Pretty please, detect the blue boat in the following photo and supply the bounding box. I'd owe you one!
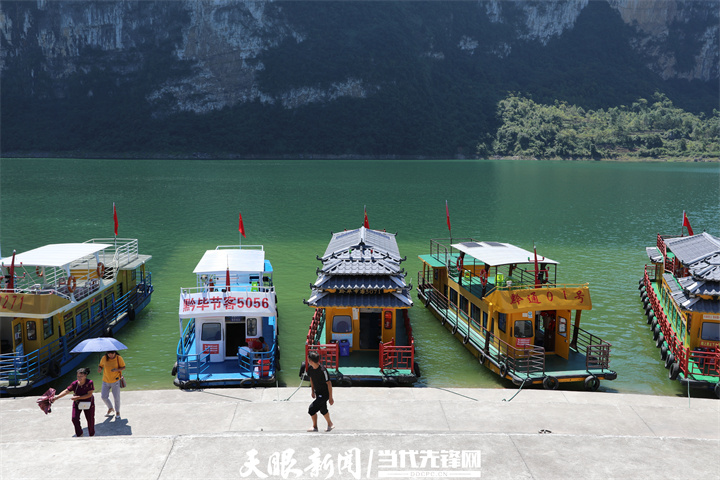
[0,238,153,396]
[173,245,278,388]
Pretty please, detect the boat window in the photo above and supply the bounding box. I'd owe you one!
[64,313,74,336]
[246,318,258,337]
[483,311,488,329]
[701,322,720,342]
[514,320,533,338]
[498,313,506,333]
[449,288,458,307]
[332,315,352,333]
[14,323,22,345]
[26,321,37,341]
[201,323,222,341]
[43,317,54,340]
[459,295,469,314]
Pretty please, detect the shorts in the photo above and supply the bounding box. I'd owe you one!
[308,394,329,416]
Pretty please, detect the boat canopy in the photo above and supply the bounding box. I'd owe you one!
[451,241,558,267]
[0,243,112,268]
[193,249,266,274]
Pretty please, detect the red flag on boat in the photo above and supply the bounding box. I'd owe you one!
[7,250,16,290]
[113,203,118,236]
[239,213,246,238]
[682,211,694,236]
[226,267,231,291]
[363,206,369,229]
[445,200,451,232]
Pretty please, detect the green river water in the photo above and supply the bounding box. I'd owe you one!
[1,158,718,397]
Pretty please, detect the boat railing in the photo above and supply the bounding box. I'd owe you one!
[181,284,275,296]
[237,347,275,379]
[85,238,140,270]
[305,342,339,371]
[643,266,690,374]
[428,238,474,266]
[688,347,720,379]
[0,275,152,389]
[571,327,612,371]
[380,316,415,373]
[176,352,211,382]
[306,309,326,345]
[418,279,546,378]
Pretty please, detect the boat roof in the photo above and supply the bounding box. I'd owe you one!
[666,273,720,313]
[323,227,401,261]
[307,291,413,308]
[193,249,266,274]
[665,233,720,265]
[313,274,407,291]
[665,233,720,281]
[0,243,112,268]
[451,241,558,267]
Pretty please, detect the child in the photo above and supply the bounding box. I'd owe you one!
[306,350,334,432]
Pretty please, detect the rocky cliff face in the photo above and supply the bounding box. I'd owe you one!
[1,0,716,117]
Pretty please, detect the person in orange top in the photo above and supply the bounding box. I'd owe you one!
[98,351,125,417]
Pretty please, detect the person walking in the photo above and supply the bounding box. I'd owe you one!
[306,350,334,432]
[98,350,125,417]
[53,367,95,437]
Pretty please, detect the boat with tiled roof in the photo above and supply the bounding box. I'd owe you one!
[301,226,419,386]
[418,238,616,390]
[640,230,720,398]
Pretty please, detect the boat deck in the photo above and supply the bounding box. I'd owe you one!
[648,280,718,383]
[315,315,417,386]
[426,294,610,383]
[176,336,276,388]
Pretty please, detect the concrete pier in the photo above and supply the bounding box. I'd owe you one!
[1,387,718,479]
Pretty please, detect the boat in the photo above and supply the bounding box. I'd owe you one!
[640,232,720,398]
[417,238,616,390]
[301,226,419,386]
[173,245,278,388]
[0,238,153,395]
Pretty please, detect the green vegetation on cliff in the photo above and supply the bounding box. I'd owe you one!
[482,93,719,161]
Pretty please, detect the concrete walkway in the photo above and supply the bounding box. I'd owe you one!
[1,387,719,479]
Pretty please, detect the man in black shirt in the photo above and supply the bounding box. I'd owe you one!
[306,350,334,432]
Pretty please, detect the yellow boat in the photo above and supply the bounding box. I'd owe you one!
[0,238,153,395]
[641,232,720,398]
[418,239,616,390]
[301,226,419,386]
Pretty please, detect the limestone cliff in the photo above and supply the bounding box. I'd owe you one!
[1,0,716,116]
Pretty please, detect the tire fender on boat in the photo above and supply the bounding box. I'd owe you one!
[543,376,559,390]
[451,322,458,335]
[499,363,508,378]
[171,362,178,376]
[128,304,136,321]
[660,345,668,361]
[584,375,600,392]
[463,334,470,344]
[104,327,113,338]
[647,311,655,325]
[656,333,665,348]
[714,383,720,400]
[665,353,675,369]
[299,361,306,378]
[668,362,681,380]
[413,361,421,378]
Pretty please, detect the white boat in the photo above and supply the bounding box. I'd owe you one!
[173,245,278,388]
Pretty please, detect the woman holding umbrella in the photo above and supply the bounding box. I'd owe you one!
[53,367,95,437]
[98,351,125,417]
